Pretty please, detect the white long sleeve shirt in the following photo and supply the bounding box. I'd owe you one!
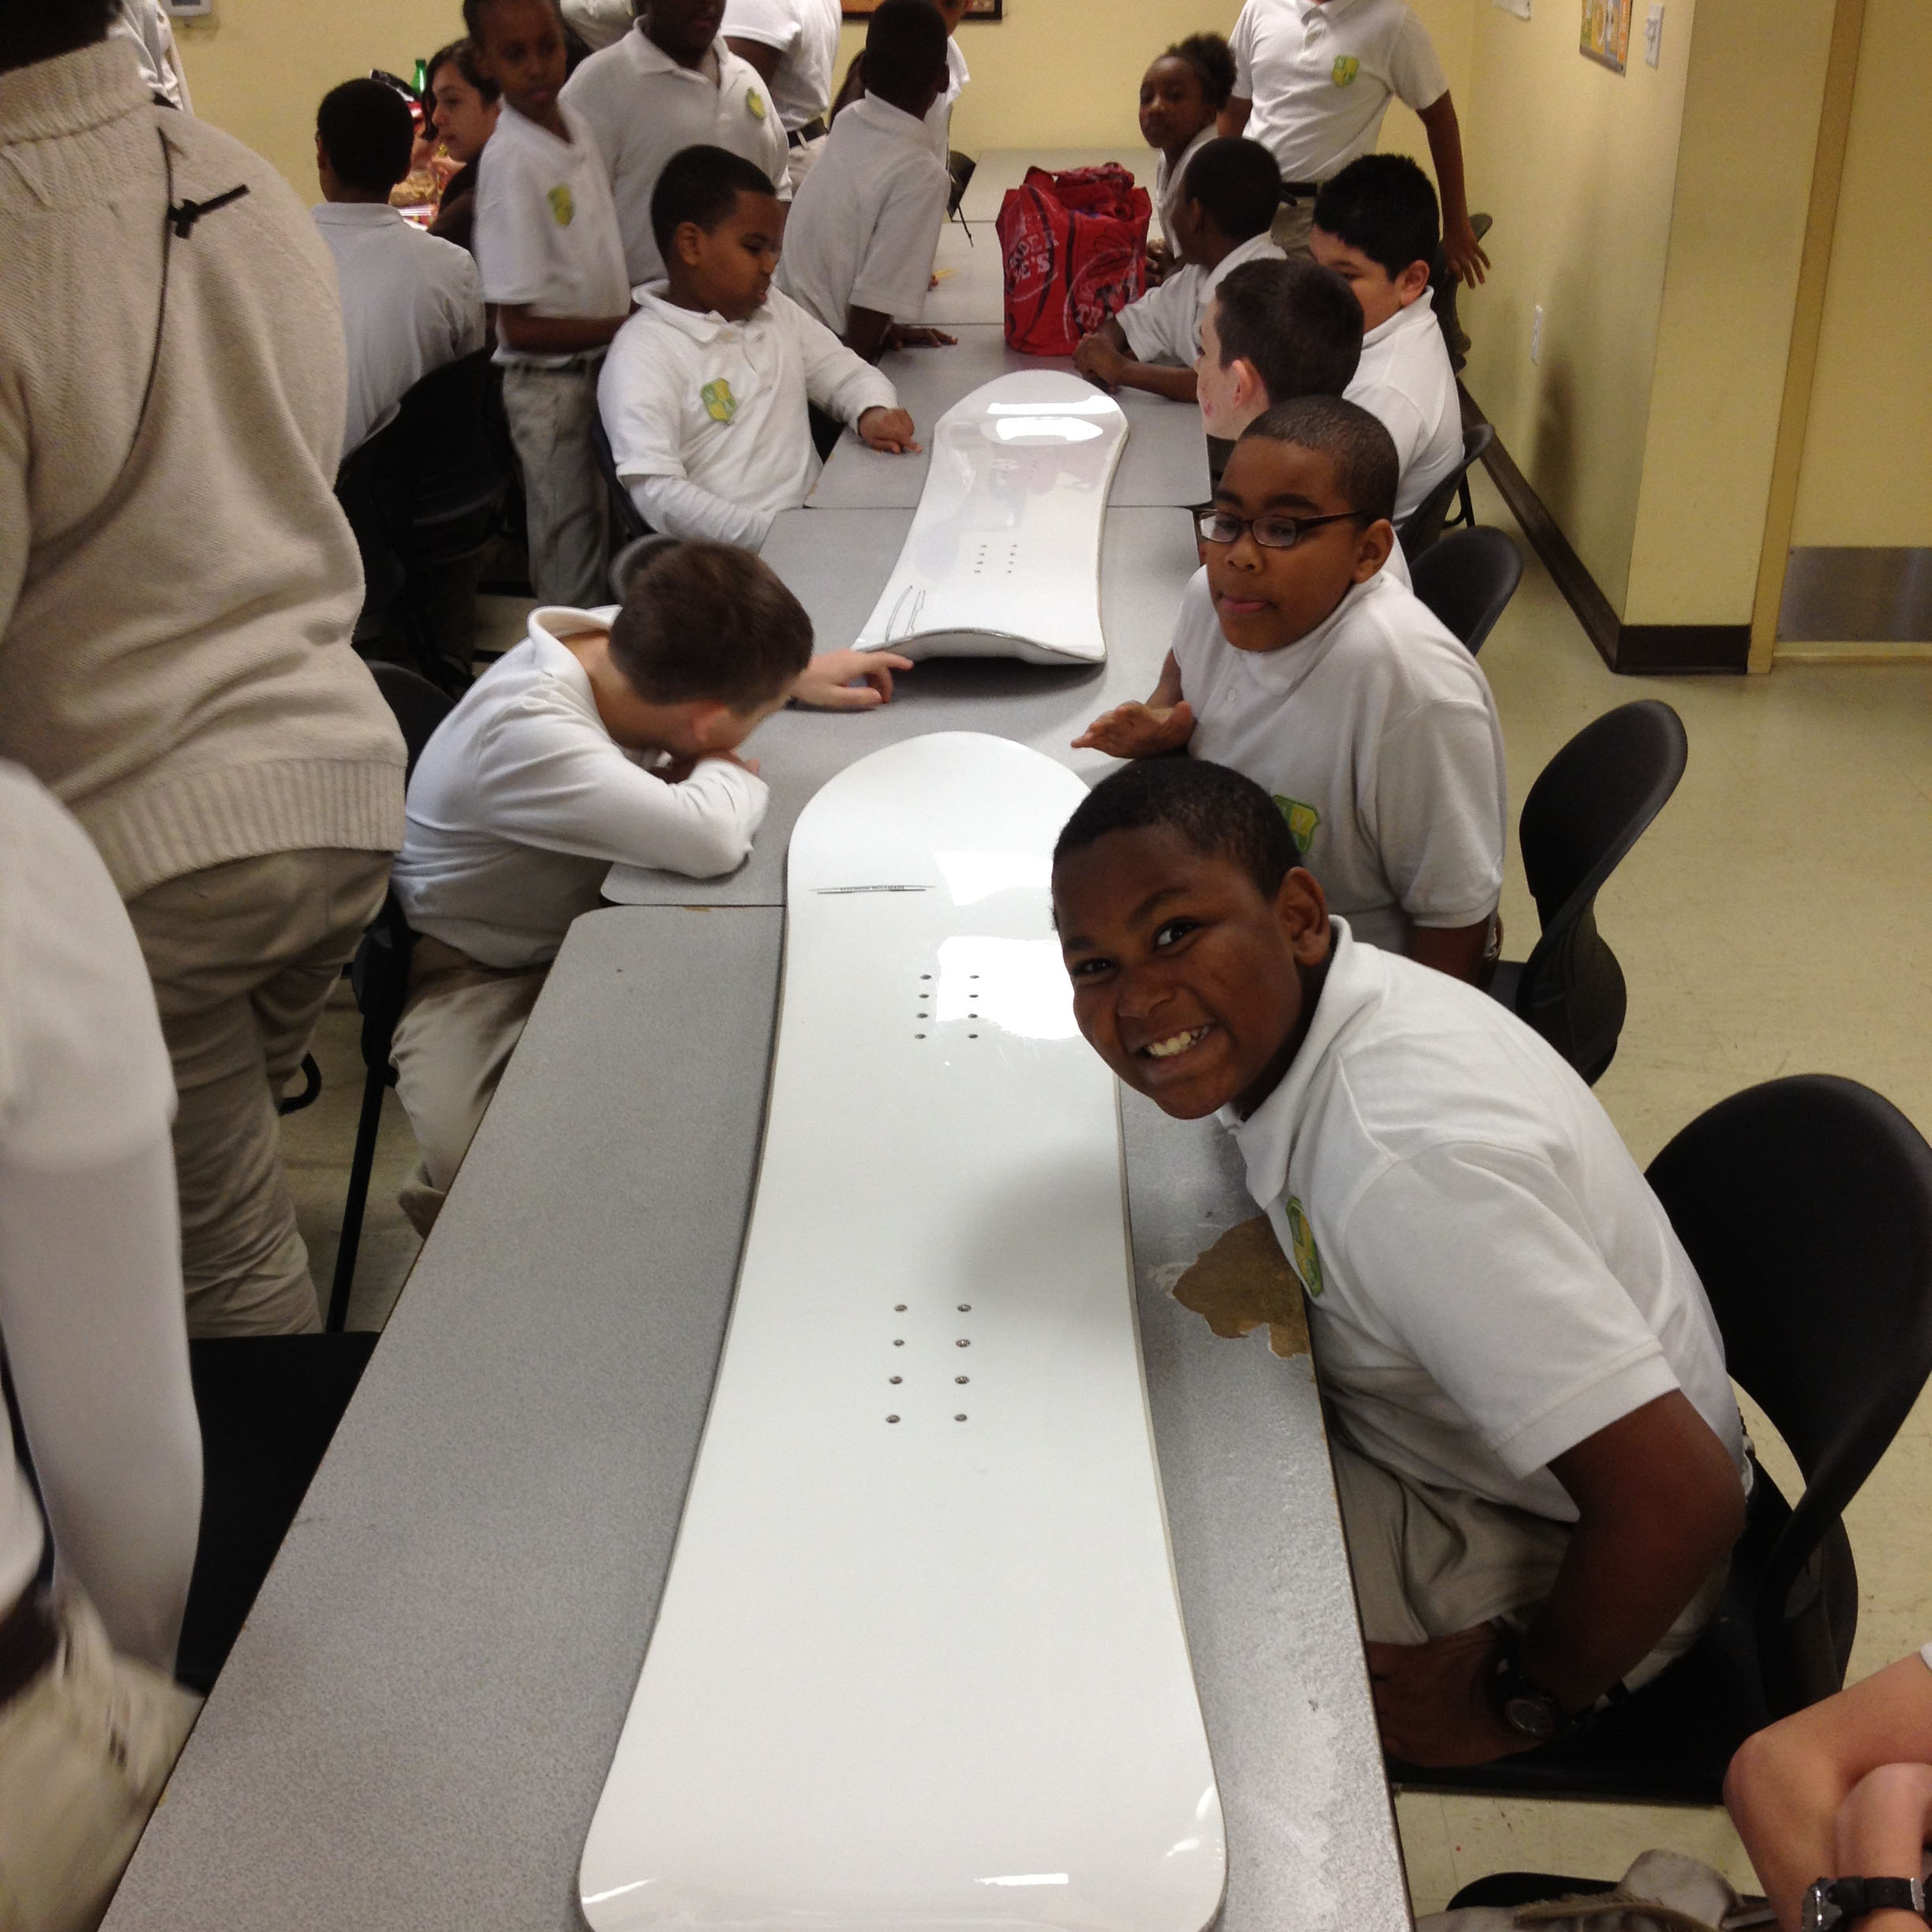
[392,608,769,968]
[0,762,200,1672]
[597,286,897,549]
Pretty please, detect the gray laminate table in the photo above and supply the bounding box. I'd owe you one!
[808,325,1208,511]
[103,906,1410,1932]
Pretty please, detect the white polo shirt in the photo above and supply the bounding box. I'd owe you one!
[312,204,486,455]
[775,94,950,331]
[721,0,842,133]
[1348,293,1462,522]
[562,26,792,287]
[1224,923,1747,1518]
[1152,126,1218,248]
[1230,0,1448,185]
[1172,565,1503,951]
[598,286,897,533]
[1118,232,1285,366]
[394,608,769,971]
[923,36,970,163]
[473,101,631,365]
[561,0,638,52]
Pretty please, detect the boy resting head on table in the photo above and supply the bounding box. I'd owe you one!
[1075,395,1500,983]
[1050,755,1749,1768]
[1072,135,1283,406]
[598,142,920,550]
[388,541,907,1234]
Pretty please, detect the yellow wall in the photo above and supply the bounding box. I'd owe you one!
[1788,0,1932,550]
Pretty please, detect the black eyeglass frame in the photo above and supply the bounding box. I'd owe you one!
[1193,508,1370,550]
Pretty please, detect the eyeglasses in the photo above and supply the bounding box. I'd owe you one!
[1193,508,1368,550]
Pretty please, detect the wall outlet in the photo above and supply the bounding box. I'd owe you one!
[1644,3,1664,66]
[1531,304,1544,365]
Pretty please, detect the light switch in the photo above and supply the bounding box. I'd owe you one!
[1645,3,1664,66]
[1531,304,1543,365]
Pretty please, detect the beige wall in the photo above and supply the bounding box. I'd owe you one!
[1787,0,1932,550]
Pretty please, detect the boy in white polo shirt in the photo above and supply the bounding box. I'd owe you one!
[311,79,486,458]
[563,0,790,287]
[1050,755,1749,1767]
[1076,395,1500,980]
[1221,0,1487,283]
[598,144,918,549]
[468,0,634,606]
[1072,137,1283,405]
[723,0,841,189]
[775,0,951,358]
[1312,153,1461,525]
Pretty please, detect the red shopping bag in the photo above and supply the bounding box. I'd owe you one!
[997,163,1151,357]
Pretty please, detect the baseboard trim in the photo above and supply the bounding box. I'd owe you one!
[1458,389,1750,676]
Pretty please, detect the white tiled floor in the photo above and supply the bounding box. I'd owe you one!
[280,477,1932,1917]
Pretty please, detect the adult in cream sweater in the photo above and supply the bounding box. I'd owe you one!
[0,4,407,1338]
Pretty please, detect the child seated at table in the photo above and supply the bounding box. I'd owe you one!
[1072,137,1283,405]
[1073,395,1503,983]
[311,77,487,458]
[774,0,953,360]
[1139,32,1234,277]
[390,540,905,1231]
[1049,755,1748,1769]
[1312,154,1462,526]
[598,144,920,550]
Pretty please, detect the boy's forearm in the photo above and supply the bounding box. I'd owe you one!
[1149,650,1185,710]
[1418,93,1472,230]
[1116,358,1200,403]
[1218,96,1252,140]
[843,305,893,363]
[497,307,630,355]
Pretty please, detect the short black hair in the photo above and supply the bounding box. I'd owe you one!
[1161,32,1236,110]
[316,79,416,197]
[863,0,949,105]
[462,0,561,45]
[0,0,113,73]
[1054,758,1301,903]
[650,144,782,260]
[1239,395,1400,526]
[1211,257,1362,402]
[425,37,500,107]
[607,541,814,711]
[1178,137,1282,245]
[1312,153,1440,282]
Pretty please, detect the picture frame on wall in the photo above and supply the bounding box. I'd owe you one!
[843,0,1000,15]
[1579,0,1632,70]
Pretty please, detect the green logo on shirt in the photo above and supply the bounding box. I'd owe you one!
[547,185,575,227]
[1286,1196,1326,1298]
[1274,795,1321,852]
[747,88,768,121]
[701,378,739,424]
[1331,54,1361,86]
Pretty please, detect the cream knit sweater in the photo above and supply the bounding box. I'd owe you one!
[0,41,405,898]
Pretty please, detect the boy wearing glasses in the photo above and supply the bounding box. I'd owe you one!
[1074,394,1503,983]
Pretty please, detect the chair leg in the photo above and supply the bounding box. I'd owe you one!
[328,1064,389,1331]
[1453,473,1476,532]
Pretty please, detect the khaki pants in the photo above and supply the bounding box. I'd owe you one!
[1270,195,1316,258]
[388,936,549,1236]
[127,848,391,1338]
[0,1594,200,1932]
[1329,1433,1728,1693]
[500,360,609,608]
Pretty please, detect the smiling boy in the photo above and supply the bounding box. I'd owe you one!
[597,144,917,549]
[1075,395,1502,982]
[1050,756,1748,1767]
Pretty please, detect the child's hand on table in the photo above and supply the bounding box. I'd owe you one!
[1073,333,1127,390]
[883,324,958,350]
[857,407,920,454]
[791,650,914,710]
[1072,700,1196,758]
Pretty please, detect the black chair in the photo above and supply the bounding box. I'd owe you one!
[1488,700,1687,1084]
[336,347,514,690]
[593,413,650,549]
[1410,526,1524,654]
[609,531,684,603]
[1389,1075,1932,1805]
[1398,422,1495,560]
[325,664,456,1332]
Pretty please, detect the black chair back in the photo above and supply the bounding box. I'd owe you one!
[593,414,650,547]
[370,661,458,780]
[1511,699,1687,1080]
[1646,1075,1932,1713]
[1398,422,1495,558]
[380,346,515,534]
[1410,526,1524,654]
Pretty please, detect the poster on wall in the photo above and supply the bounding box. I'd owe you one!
[1493,0,1531,17]
[844,0,1000,13]
[1580,0,1633,69]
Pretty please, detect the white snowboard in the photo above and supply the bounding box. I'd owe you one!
[852,371,1128,665]
[579,732,1226,1932]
